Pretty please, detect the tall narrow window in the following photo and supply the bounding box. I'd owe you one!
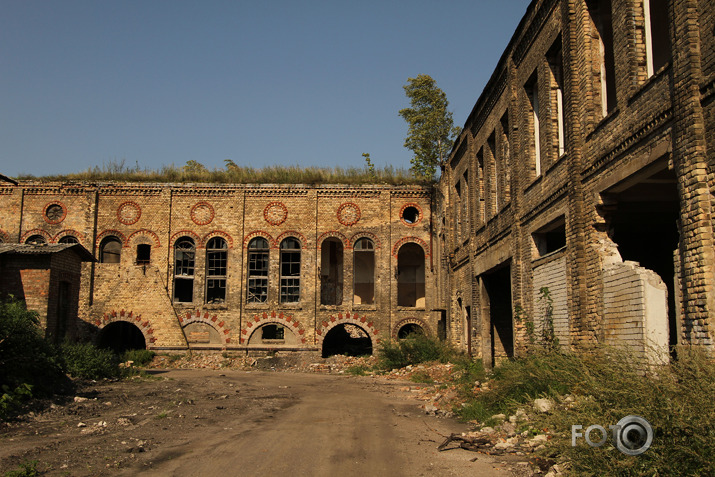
[500,112,511,203]
[173,237,195,303]
[320,238,343,305]
[99,236,122,263]
[461,171,470,234]
[644,0,671,76]
[206,237,227,304]
[397,243,426,308]
[136,244,151,264]
[280,238,301,303]
[547,37,565,157]
[247,237,269,303]
[525,72,541,176]
[476,148,485,224]
[588,0,616,115]
[353,238,375,305]
[487,132,498,213]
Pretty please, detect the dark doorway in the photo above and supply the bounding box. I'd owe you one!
[481,263,514,366]
[321,324,372,358]
[397,323,424,339]
[97,321,146,354]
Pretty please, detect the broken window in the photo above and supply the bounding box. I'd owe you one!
[261,324,285,341]
[280,237,301,303]
[487,132,498,214]
[320,238,343,305]
[547,36,566,158]
[247,237,269,303]
[99,236,122,263]
[206,237,227,304]
[643,0,671,76]
[587,0,616,115]
[136,243,151,265]
[532,216,567,257]
[353,238,375,305]
[397,243,426,308]
[525,71,541,176]
[25,235,46,245]
[500,112,511,204]
[173,237,195,303]
[58,235,79,244]
[402,206,420,224]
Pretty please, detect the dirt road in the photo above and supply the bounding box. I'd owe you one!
[1,369,517,476]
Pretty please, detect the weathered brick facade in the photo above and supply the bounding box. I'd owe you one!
[437,0,715,366]
[0,184,435,356]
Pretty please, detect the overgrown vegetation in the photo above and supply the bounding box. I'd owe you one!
[15,159,426,186]
[458,347,715,476]
[60,342,120,380]
[377,333,460,370]
[121,349,156,366]
[2,459,40,477]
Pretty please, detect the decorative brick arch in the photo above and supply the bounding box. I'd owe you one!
[203,230,233,248]
[179,309,232,344]
[275,230,308,249]
[392,237,430,258]
[170,230,202,248]
[96,229,127,248]
[315,312,380,346]
[53,229,85,244]
[0,229,9,243]
[92,309,156,345]
[392,317,431,339]
[317,231,348,249]
[350,231,382,250]
[240,311,307,345]
[127,229,161,248]
[243,230,273,248]
[21,229,52,244]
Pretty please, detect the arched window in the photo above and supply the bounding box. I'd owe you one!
[25,235,47,245]
[58,235,79,244]
[174,237,195,303]
[99,236,122,263]
[280,237,301,303]
[247,237,269,303]
[397,243,425,307]
[353,238,375,305]
[206,237,227,303]
[320,238,343,305]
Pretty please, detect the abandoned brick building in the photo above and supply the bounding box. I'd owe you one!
[1,0,714,362]
[437,0,715,366]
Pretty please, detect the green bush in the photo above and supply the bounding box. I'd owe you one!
[60,342,120,380]
[377,333,460,369]
[120,349,156,366]
[3,459,39,477]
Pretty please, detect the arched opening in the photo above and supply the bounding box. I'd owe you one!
[206,237,227,303]
[99,236,122,263]
[25,235,46,245]
[322,324,372,358]
[397,323,425,339]
[279,237,301,303]
[247,323,299,346]
[320,238,343,305]
[353,238,375,304]
[397,243,425,307]
[59,235,79,244]
[97,321,146,354]
[247,237,269,303]
[173,237,195,303]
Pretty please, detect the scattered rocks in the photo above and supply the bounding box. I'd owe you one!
[533,398,554,413]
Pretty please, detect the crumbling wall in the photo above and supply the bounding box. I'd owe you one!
[532,251,569,347]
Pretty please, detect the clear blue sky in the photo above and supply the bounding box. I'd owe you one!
[1,0,530,177]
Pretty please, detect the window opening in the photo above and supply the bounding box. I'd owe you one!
[99,236,122,263]
[136,244,151,265]
[173,237,195,303]
[206,237,227,304]
[353,238,375,305]
[500,112,511,203]
[247,237,269,303]
[532,216,567,257]
[588,0,616,115]
[58,235,79,244]
[25,235,46,245]
[261,324,285,341]
[644,0,671,76]
[397,243,426,307]
[280,237,301,303]
[320,238,343,305]
[547,36,565,157]
[487,132,498,213]
[402,206,420,224]
[525,72,541,176]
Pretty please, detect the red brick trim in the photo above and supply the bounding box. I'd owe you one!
[399,203,423,226]
[179,309,232,345]
[275,230,308,249]
[263,201,288,226]
[392,237,430,258]
[315,312,380,345]
[52,229,85,244]
[239,311,307,345]
[392,317,431,339]
[317,231,348,249]
[202,230,234,248]
[349,231,382,250]
[243,230,273,248]
[337,202,361,226]
[93,310,156,345]
[170,230,202,248]
[43,201,67,224]
[127,229,161,248]
[0,229,9,243]
[96,229,127,248]
[117,201,142,226]
[190,201,215,226]
[21,229,53,244]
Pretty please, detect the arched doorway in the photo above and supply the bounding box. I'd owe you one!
[322,324,372,358]
[397,323,425,339]
[97,321,146,353]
